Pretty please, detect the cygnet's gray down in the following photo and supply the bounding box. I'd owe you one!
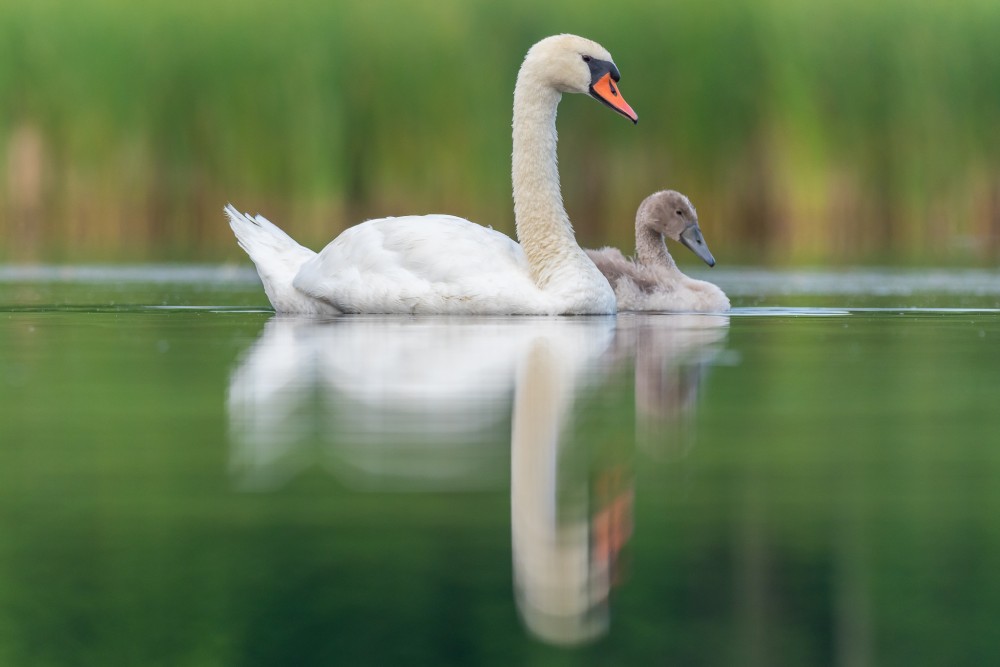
[586,190,730,312]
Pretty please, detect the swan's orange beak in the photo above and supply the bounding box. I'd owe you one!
[590,73,638,124]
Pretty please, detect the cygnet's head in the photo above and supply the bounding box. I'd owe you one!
[641,190,717,267]
[520,34,638,123]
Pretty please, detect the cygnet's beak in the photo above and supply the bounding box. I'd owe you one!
[589,72,638,124]
[679,223,717,267]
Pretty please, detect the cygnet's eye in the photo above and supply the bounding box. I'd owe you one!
[676,209,683,215]
[582,55,592,63]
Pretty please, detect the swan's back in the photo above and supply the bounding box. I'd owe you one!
[293,215,553,314]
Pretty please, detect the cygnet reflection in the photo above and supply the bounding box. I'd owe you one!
[618,314,730,459]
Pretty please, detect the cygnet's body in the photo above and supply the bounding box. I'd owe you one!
[586,191,729,312]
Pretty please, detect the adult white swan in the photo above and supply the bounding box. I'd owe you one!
[225,34,637,315]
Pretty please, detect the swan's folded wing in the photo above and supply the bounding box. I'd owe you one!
[293,215,547,314]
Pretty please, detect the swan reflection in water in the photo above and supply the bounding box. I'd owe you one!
[227,313,728,644]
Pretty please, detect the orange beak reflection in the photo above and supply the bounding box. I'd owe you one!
[590,73,638,124]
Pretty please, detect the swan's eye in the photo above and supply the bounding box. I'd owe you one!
[582,55,592,62]
[676,209,683,215]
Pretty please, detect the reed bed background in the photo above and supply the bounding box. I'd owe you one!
[2,0,999,265]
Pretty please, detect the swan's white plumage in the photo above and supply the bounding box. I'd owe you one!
[293,215,552,315]
[226,34,627,315]
[225,205,336,314]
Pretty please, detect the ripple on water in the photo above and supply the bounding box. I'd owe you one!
[696,267,1000,297]
[2,264,1000,314]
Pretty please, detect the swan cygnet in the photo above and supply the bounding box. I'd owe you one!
[225,34,638,315]
[586,191,730,312]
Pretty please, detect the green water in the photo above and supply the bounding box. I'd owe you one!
[2,269,1000,665]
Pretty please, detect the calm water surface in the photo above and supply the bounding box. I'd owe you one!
[2,267,1000,665]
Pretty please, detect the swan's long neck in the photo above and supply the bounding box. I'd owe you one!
[511,70,592,287]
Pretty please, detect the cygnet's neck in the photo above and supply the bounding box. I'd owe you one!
[635,210,682,275]
[511,68,595,288]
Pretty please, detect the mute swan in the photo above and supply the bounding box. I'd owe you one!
[586,190,730,312]
[225,34,637,315]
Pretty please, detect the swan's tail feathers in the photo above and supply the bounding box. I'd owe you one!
[225,204,331,313]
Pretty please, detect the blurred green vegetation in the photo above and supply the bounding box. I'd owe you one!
[2,0,1000,264]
